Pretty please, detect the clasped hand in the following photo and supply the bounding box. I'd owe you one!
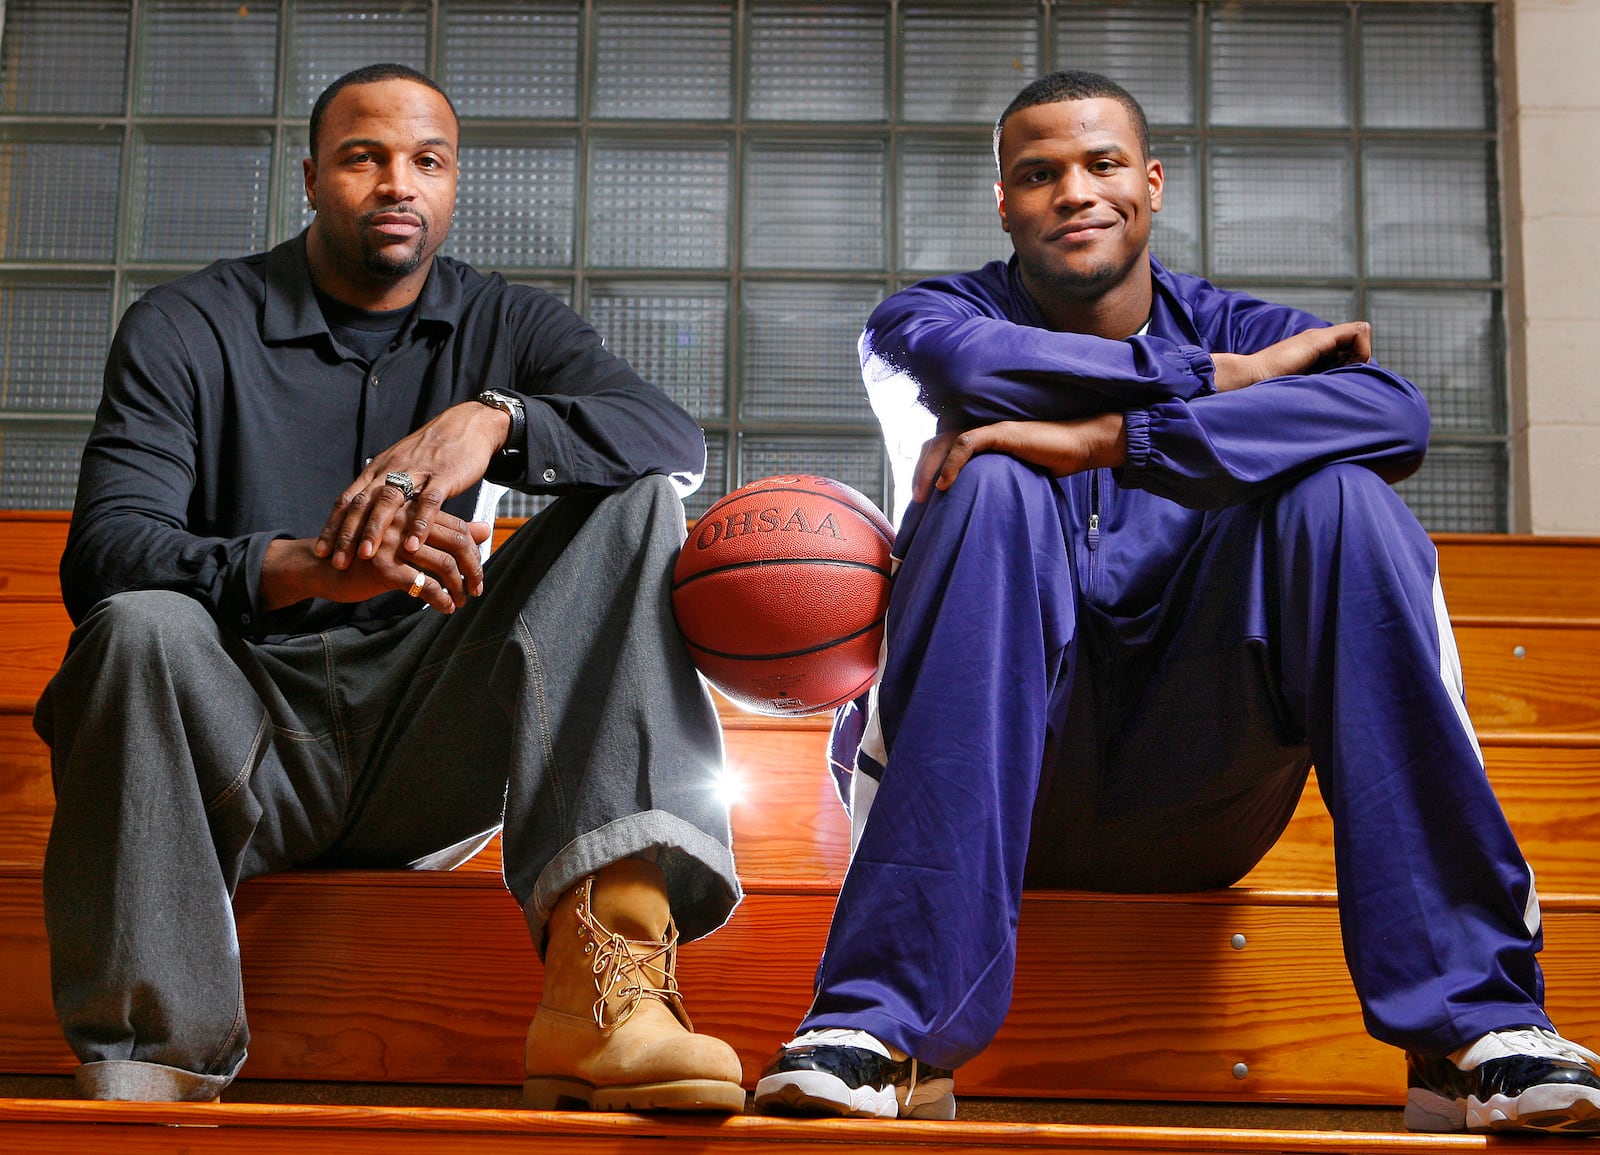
[262,402,507,613]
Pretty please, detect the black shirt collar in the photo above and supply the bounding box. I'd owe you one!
[262,230,463,345]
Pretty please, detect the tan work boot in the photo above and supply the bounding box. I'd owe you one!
[523,858,746,1113]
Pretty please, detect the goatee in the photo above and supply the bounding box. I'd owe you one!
[360,213,430,279]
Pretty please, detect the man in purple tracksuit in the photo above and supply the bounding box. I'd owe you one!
[752,71,1600,1135]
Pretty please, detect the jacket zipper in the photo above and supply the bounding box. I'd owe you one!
[1085,468,1101,596]
[1088,469,1101,552]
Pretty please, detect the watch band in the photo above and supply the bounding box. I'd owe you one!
[476,389,525,456]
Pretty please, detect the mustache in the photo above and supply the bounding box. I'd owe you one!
[360,206,425,226]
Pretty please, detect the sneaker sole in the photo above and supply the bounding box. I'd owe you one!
[754,1069,899,1118]
[1403,1088,1465,1132]
[1407,1084,1600,1134]
[1473,1085,1600,1134]
[523,1076,746,1114]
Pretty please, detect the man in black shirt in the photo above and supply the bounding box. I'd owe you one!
[35,63,746,1112]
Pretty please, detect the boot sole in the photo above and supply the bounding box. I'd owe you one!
[523,1076,746,1114]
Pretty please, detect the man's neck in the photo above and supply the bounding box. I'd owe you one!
[1024,265,1154,340]
[304,229,431,313]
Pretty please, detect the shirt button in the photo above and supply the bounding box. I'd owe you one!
[369,375,379,388]
[240,612,252,627]
[542,468,557,483]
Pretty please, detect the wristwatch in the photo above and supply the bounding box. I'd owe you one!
[476,389,525,459]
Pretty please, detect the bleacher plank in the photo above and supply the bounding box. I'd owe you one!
[7,710,1599,894]
[1453,623,1600,733]
[1241,743,1600,892]
[1433,534,1600,619]
[3,608,1593,763]
[3,867,1598,1106]
[0,512,66,601]
[0,712,848,882]
[0,710,51,868]
[2,516,1593,612]
[0,1100,1533,1155]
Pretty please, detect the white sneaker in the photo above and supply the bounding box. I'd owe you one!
[1405,1025,1600,1134]
[753,1028,956,1119]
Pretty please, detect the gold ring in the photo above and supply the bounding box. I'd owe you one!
[407,571,428,598]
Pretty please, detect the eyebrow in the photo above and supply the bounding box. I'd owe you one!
[1006,141,1129,173]
[335,136,456,153]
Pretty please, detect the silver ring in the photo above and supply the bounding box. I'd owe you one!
[385,470,417,500]
[407,570,428,598]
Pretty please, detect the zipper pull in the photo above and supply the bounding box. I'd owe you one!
[1088,469,1101,551]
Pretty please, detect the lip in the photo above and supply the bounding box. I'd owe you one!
[367,212,423,239]
[1046,217,1118,243]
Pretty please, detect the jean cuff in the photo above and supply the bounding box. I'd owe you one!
[525,810,742,951]
[76,1057,239,1101]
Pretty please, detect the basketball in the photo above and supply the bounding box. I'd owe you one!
[672,475,895,717]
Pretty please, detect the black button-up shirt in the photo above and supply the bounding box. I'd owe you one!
[63,232,706,638]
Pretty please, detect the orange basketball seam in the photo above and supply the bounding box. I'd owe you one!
[671,556,893,591]
[682,616,887,663]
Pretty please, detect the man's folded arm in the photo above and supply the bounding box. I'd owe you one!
[861,285,1217,428]
[1121,358,1432,510]
[499,291,708,498]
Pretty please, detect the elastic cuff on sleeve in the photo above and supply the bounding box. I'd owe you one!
[1179,345,1217,395]
[1120,408,1154,489]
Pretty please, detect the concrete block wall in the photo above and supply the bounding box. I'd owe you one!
[1503,0,1600,534]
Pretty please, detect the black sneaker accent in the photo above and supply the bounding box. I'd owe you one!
[1407,1050,1600,1133]
[754,1041,955,1119]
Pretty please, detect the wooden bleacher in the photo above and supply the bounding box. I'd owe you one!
[1,508,1597,1152]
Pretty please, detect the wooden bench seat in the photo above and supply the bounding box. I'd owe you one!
[2,510,1597,1111]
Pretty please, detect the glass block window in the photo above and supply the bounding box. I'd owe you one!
[900,2,1039,124]
[1207,4,1350,129]
[899,135,1010,274]
[1208,142,1357,279]
[0,1,1505,532]
[588,138,731,270]
[129,131,275,263]
[0,0,130,114]
[138,1,279,117]
[0,131,123,262]
[740,282,882,424]
[591,1,733,120]
[286,2,429,113]
[441,2,580,119]
[0,280,114,412]
[451,134,578,269]
[585,282,729,421]
[746,1,887,122]
[743,140,886,271]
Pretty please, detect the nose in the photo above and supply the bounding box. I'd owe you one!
[1052,166,1096,210]
[375,158,416,203]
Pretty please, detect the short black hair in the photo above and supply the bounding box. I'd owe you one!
[308,63,459,159]
[993,70,1151,175]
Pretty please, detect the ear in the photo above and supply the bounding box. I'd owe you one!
[995,181,1010,233]
[1147,158,1164,214]
[303,156,317,212]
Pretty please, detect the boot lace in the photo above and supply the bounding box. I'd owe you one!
[572,876,692,1034]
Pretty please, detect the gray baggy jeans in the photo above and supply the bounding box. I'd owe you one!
[34,476,739,1101]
